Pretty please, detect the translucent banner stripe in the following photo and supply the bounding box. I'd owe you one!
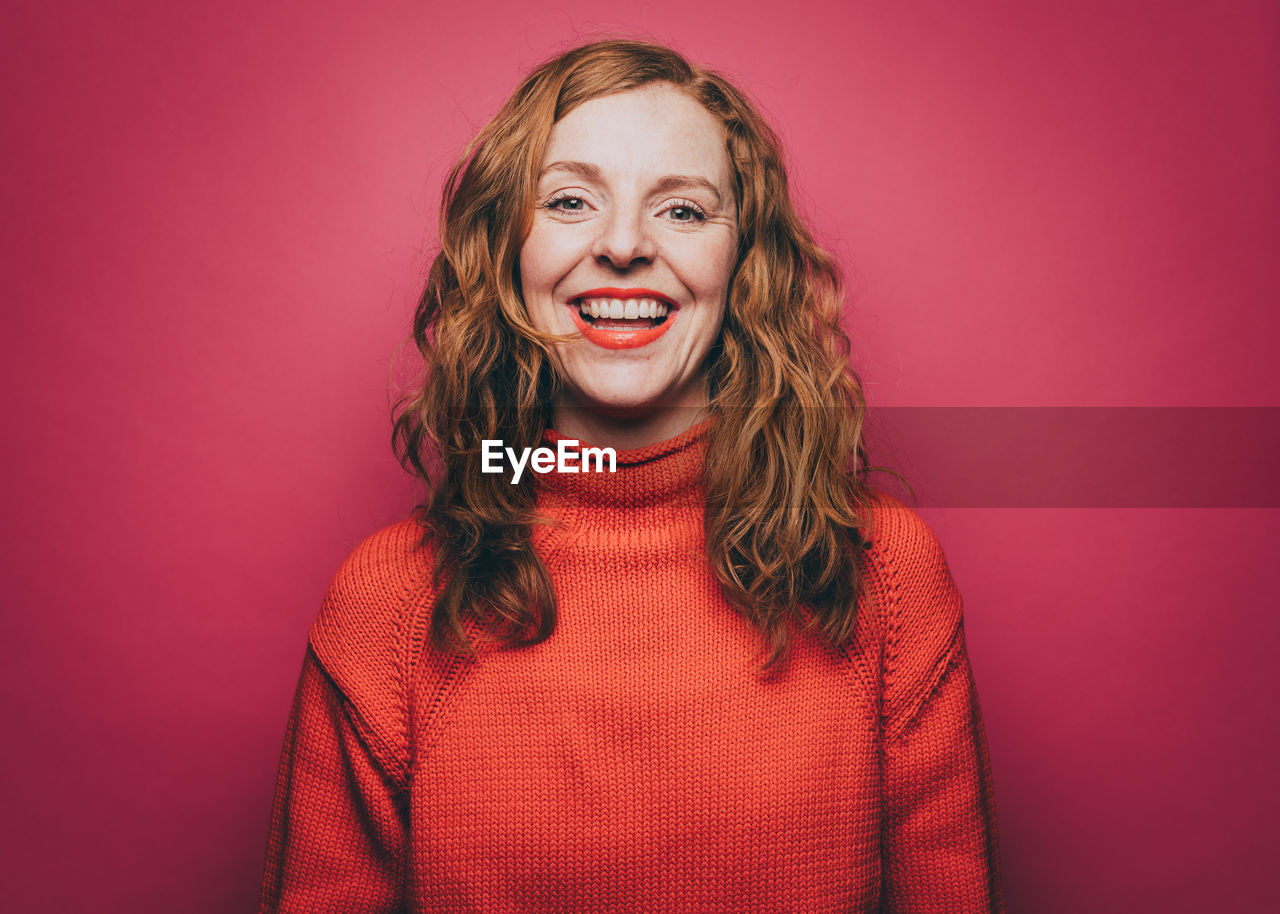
[862,407,1280,508]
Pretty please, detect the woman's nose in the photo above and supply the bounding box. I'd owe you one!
[591,208,656,269]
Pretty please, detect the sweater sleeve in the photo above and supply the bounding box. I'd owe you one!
[260,518,431,913]
[873,504,1004,913]
[258,647,409,913]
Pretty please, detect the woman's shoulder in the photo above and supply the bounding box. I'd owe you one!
[309,514,436,653]
[859,489,952,578]
[313,512,432,616]
[305,515,440,770]
[855,489,947,558]
[856,489,966,679]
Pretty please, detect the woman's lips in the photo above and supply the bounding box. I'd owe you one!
[565,296,675,350]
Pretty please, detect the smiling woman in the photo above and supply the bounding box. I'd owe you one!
[519,83,739,446]
[260,39,1004,913]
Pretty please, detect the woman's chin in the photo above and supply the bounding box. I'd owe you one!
[553,387,708,444]
[560,395,677,419]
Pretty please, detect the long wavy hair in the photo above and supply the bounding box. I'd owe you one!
[392,38,872,671]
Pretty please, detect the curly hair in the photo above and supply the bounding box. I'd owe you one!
[391,38,872,671]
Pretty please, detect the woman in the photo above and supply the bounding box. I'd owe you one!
[261,38,1003,913]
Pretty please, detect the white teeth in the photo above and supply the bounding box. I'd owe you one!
[575,297,673,320]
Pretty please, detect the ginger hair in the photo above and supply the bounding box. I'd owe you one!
[392,38,871,671]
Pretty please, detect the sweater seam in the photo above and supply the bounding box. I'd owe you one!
[874,532,904,727]
[404,564,488,776]
[390,523,444,785]
[373,524,435,788]
[883,621,965,745]
[306,644,412,793]
[398,576,437,790]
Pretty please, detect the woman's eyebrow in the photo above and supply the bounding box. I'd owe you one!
[540,160,604,182]
[652,174,723,208]
[539,161,724,208]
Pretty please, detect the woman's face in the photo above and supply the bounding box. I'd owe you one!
[518,82,739,441]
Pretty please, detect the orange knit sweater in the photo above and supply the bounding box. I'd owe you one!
[260,422,1003,912]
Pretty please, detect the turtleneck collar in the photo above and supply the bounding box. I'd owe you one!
[535,417,713,510]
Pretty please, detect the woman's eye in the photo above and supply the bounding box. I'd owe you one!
[546,195,587,213]
[544,196,706,221]
[661,201,706,223]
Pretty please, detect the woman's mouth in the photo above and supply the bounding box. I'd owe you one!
[567,291,678,350]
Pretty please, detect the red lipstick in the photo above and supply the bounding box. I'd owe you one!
[567,287,678,350]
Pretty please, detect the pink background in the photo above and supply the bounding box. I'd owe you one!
[3,0,1277,910]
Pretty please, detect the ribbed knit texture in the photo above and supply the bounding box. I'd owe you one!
[261,422,1003,912]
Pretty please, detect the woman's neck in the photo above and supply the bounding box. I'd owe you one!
[549,403,711,450]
